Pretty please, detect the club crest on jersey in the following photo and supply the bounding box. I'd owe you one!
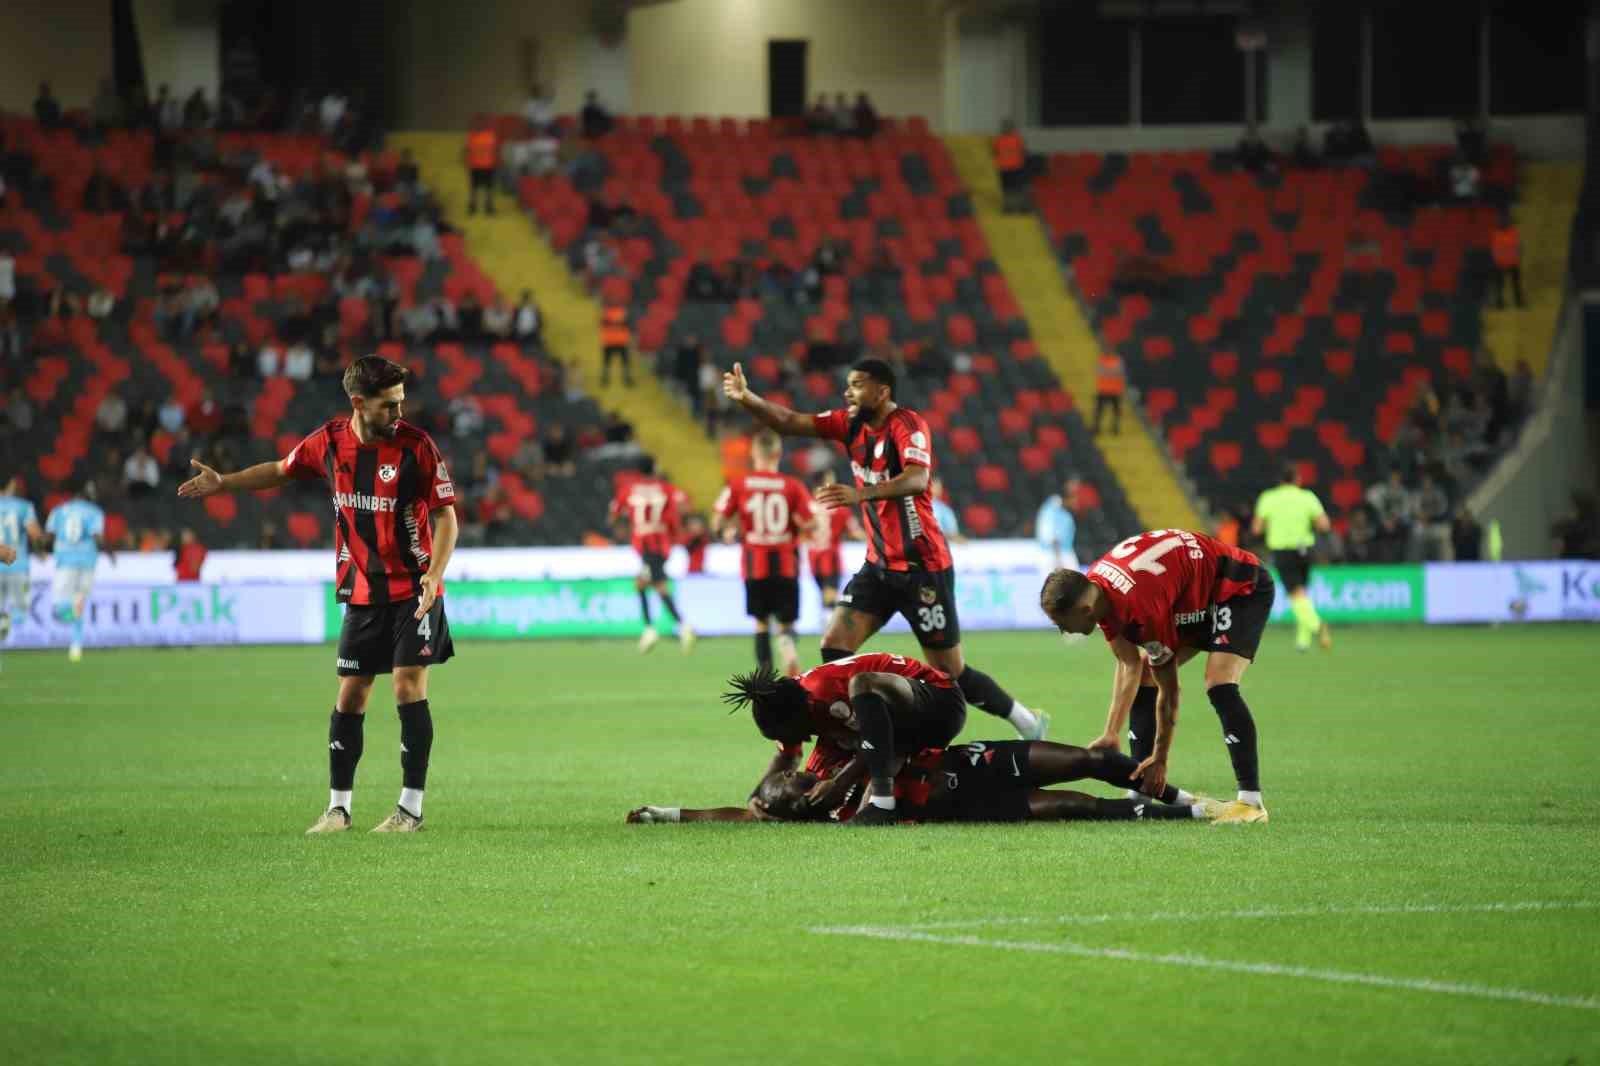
[910,431,927,448]
[378,464,397,483]
[919,585,938,605]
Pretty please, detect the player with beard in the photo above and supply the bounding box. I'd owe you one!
[179,356,457,834]
[722,358,1048,744]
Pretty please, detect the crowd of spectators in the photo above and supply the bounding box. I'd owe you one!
[805,92,879,139]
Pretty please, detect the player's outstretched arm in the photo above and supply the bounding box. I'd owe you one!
[627,805,758,823]
[1090,638,1146,751]
[722,362,821,438]
[177,457,291,498]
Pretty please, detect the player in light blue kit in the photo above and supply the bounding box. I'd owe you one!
[0,476,44,668]
[45,484,110,662]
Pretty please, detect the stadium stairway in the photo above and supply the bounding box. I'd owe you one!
[943,134,1204,532]
[390,131,724,509]
[1481,162,1581,379]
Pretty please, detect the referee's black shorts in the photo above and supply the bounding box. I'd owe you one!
[1272,548,1312,592]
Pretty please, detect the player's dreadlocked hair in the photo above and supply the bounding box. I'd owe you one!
[723,666,809,743]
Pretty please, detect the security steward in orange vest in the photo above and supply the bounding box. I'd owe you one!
[1093,351,1126,435]
[465,118,499,216]
[601,302,633,387]
[992,119,1028,214]
[1490,218,1523,309]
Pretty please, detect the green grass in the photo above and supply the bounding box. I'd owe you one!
[3,625,1599,1066]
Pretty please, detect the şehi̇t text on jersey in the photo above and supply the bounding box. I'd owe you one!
[284,418,456,605]
[1087,528,1265,665]
[812,408,952,573]
[714,472,814,579]
[609,476,684,559]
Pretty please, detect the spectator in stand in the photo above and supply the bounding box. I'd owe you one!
[175,529,207,581]
[395,146,421,191]
[807,94,834,135]
[188,388,222,438]
[319,89,347,134]
[599,302,632,387]
[399,299,440,344]
[91,78,122,130]
[1455,116,1488,166]
[227,341,255,379]
[852,92,879,139]
[1490,215,1524,309]
[1343,506,1377,562]
[1509,358,1534,421]
[1290,125,1319,168]
[580,90,613,139]
[674,333,705,412]
[458,291,485,341]
[465,117,499,215]
[523,84,555,134]
[1550,491,1600,559]
[686,260,725,302]
[96,392,129,438]
[512,289,541,346]
[1365,469,1417,561]
[1415,473,1453,560]
[831,93,855,137]
[257,340,282,378]
[157,394,187,435]
[542,424,577,477]
[256,523,279,550]
[35,82,63,128]
[183,87,212,128]
[1034,477,1081,569]
[992,119,1028,214]
[123,439,160,498]
[1092,350,1125,435]
[83,165,129,213]
[2,389,33,432]
[482,295,512,340]
[282,340,314,381]
[1450,507,1483,562]
[1449,156,1480,201]
[1235,124,1276,175]
[512,436,545,481]
[154,84,182,131]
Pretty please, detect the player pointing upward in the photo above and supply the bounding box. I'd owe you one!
[180,356,457,834]
[723,357,1047,741]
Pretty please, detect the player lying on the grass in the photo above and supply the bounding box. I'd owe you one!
[625,739,1219,824]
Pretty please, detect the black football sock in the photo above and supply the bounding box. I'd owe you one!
[1081,746,1182,804]
[1208,683,1260,793]
[637,589,653,625]
[658,591,682,622]
[397,700,433,793]
[1096,797,1194,820]
[956,665,1016,720]
[1127,685,1157,764]
[820,646,852,662]
[850,690,897,803]
[754,631,773,669]
[328,710,365,794]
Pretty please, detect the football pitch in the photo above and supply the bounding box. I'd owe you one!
[4,624,1598,1066]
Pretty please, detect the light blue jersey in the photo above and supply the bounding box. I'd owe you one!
[931,498,960,538]
[0,495,38,573]
[46,499,105,571]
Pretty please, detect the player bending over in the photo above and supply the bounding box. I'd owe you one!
[723,358,1048,741]
[627,739,1219,824]
[1040,528,1275,825]
[713,430,817,676]
[180,356,457,834]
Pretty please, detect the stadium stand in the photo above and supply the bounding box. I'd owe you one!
[515,114,1137,550]
[1034,144,1531,540]
[0,115,634,549]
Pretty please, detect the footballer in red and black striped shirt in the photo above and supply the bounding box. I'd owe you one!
[723,357,1049,764]
[607,455,696,654]
[805,469,860,608]
[712,430,817,676]
[179,356,456,835]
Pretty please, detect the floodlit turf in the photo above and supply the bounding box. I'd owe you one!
[3,624,1598,1066]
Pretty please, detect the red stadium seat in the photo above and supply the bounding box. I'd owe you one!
[1208,441,1243,476]
[286,512,323,548]
[1256,423,1289,452]
[203,493,237,526]
[948,426,981,456]
[961,503,998,537]
[1331,478,1365,511]
[975,464,1010,493]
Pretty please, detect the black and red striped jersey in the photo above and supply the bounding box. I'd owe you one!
[713,471,814,580]
[609,475,684,558]
[812,406,952,573]
[283,417,456,606]
[806,505,852,580]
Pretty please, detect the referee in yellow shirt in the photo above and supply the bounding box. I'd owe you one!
[1252,465,1333,652]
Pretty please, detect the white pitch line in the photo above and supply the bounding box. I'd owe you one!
[872,899,1600,932]
[809,926,1600,1011]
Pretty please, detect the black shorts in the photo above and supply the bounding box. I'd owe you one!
[469,167,494,190]
[336,597,454,677]
[840,564,962,650]
[1273,549,1312,592]
[815,572,840,595]
[1178,575,1275,661]
[900,680,968,751]
[745,576,800,623]
[639,552,668,583]
[913,741,1034,823]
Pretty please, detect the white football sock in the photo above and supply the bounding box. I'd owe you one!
[1237,790,1263,807]
[1190,803,1209,819]
[1006,702,1039,734]
[868,794,896,810]
[399,788,424,817]
[330,789,352,813]
[1174,788,1196,805]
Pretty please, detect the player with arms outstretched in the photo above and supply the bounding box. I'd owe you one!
[44,483,110,662]
[1040,528,1275,825]
[723,358,1047,742]
[805,469,859,611]
[179,356,457,834]
[609,456,696,654]
[628,737,1218,824]
[0,476,45,662]
[713,430,816,676]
